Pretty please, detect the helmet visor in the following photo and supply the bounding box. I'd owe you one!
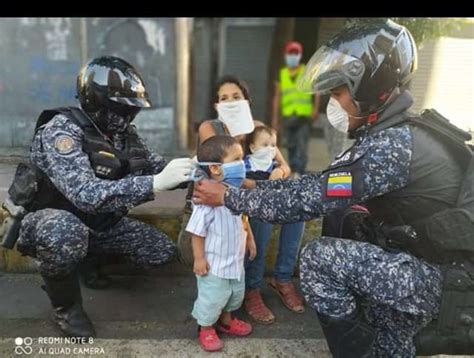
[110,96,152,108]
[107,100,143,120]
[297,45,365,95]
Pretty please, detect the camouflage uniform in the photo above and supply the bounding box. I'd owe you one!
[17,114,176,277]
[222,94,444,356]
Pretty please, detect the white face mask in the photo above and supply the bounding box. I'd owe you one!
[327,97,349,133]
[248,146,276,171]
[217,100,255,137]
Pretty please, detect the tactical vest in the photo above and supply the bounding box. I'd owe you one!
[365,109,473,263]
[30,106,151,231]
[279,65,313,117]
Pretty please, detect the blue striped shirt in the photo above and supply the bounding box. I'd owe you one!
[186,204,246,280]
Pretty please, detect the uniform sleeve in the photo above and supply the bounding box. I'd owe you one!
[185,205,214,237]
[256,174,316,191]
[32,115,155,214]
[224,127,413,224]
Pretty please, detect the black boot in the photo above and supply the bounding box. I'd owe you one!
[42,272,96,338]
[79,254,111,289]
[317,306,375,358]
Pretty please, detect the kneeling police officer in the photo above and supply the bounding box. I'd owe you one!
[192,20,474,356]
[2,56,195,338]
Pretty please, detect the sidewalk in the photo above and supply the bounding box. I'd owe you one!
[0,274,470,357]
[0,273,330,357]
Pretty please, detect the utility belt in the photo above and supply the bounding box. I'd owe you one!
[335,205,474,265]
[364,209,474,265]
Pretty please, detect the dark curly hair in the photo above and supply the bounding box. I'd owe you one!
[213,75,251,104]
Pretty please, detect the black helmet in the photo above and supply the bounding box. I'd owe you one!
[77,56,151,130]
[298,20,417,115]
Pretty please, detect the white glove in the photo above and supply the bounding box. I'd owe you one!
[153,157,196,192]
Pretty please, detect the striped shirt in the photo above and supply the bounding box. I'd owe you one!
[186,204,246,280]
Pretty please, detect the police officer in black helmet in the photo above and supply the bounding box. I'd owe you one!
[193,20,474,356]
[15,56,196,338]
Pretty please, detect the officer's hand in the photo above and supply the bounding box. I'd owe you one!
[153,158,196,192]
[193,179,226,207]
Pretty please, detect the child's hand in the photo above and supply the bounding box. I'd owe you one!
[193,257,210,276]
[242,178,257,189]
[246,237,257,261]
[269,167,285,180]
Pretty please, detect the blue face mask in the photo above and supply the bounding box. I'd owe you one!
[191,160,245,187]
[221,160,246,187]
[285,54,301,68]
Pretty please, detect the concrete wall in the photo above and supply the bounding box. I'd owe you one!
[0,18,178,156]
[411,36,474,133]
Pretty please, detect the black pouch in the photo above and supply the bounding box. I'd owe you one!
[415,261,474,355]
[8,162,41,209]
[422,208,474,261]
[89,152,122,179]
[1,162,41,249]
[128,147,149,173]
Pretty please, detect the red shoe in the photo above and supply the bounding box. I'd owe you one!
[198,327,224,352]
[216,317,252,336]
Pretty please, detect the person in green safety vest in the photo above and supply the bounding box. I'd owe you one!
[272,41,320,177]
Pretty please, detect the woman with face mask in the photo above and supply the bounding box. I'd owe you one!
[177,76,261,267]
[178,75,306,325]
[178,76,290,265]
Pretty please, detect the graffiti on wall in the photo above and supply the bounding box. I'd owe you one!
[21,18,72,61]
[28,56,79,105]
[18,18,79,105]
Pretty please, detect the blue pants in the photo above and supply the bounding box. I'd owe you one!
[17,208,176,277]
[245,217,305,289]
[299,237,442,357]
[285,117,311,174]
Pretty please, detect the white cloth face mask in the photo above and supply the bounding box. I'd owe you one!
[327,97,349,133]
[217,100,255,137]
[248,146,276,171]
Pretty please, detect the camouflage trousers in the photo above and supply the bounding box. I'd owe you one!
[17,208,176,278]
[299,237,443,357]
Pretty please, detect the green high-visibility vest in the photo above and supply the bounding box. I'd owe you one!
[279,64,313,117]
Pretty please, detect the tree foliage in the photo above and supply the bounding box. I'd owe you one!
[345,18,466,47]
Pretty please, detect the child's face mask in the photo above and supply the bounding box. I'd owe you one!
[248,147,276,172]
[191,160,246,188]
[221,160,246,187]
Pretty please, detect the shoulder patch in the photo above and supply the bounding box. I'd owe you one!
[54,135,75,155]
[326,171,352,197]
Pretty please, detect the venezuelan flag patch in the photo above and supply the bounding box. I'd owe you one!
[326,172,353,197]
